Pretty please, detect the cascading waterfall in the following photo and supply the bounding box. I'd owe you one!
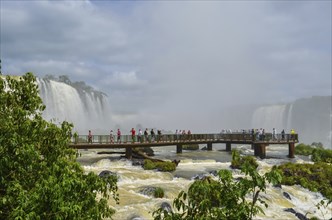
[251,105,287,132]
[285,104,293,131]
[251,97,331,149]
[37,78,112,134]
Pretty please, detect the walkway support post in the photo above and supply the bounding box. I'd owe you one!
[207,143,212,151]
[177,144,182,153]
[288,143,295,158]
[126,147,132,159]
[226,143,231,151]
[254,144,267,159]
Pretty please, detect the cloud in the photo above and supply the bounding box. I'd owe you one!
[1,0,331,131]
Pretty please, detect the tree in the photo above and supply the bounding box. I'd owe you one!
[0,73,118,219]
[153,160,281,220]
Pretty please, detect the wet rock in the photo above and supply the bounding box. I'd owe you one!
[98,170,116,178]
[128,215,145,220]
[295,212,308,220]
[284,208,296,214]
[192,173,209,180]
[161,202,172,213]
[137,147,155,156]
[283,192,292,200]
[209,170,218,176]
[132,159,144,166]
[201,146,208,151]
[273,184,282,189]
[138,186,158,197]
[284,208,308,220]
[172,159,181,166]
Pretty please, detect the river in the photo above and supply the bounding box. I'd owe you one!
[77,144,332,220]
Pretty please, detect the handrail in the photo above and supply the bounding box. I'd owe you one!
[70,133,298,144]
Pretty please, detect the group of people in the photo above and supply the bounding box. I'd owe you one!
[107,128,167,143]
[87,127,297,144]
[251,128,296,141]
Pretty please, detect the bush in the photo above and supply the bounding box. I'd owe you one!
[312,148,332,163]
[154,187,165,198]
[231,149,258,169]
[295,143,314,156]
[273,162,332,201]
[143,160,176,172]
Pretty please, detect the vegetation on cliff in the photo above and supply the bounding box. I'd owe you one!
[0,73,118,219]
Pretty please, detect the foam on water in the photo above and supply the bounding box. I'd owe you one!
[78,148,332,220]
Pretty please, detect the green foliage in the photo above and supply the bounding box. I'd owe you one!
[0,73,119,219]
[153,162,282,220]
[143,160,176,172]
[182,144,199,150]
[273,162,332,201]
[295,143,315,156]
[154,187,165,198]
[295,143,332,163]
[312,148,332,163]
[231,149,258,170]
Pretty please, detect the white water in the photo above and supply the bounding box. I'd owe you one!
[37,78,112,134]
[251,105,287,131]
[77,146,332,220]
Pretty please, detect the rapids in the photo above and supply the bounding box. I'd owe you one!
[77,144,332,220]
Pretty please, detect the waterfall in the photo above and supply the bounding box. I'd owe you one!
[285,104,293,131]
[251,105,287,132]
[251,97,331,148]
[37,78,112,134]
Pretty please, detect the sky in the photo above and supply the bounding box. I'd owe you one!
[1,0,331,132]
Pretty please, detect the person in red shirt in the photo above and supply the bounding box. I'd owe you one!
[131,128,136,142]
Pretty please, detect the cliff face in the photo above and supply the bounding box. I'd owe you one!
[251,96,331,148]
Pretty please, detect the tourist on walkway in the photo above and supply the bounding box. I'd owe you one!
[281,129,285,140]
[290,129,296,140]
[272,128,277,140]
[144,128,149,142]
[117,129,121,143]
[151,129,155,142]
[138,129,142,143]
[131,128,136,143]
[110,130,114,144]
[88,130,92,144]
[157,130,162,142]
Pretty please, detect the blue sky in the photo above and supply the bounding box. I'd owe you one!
[1,0,331,130]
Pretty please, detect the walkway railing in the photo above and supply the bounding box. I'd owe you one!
[71,133,298,144]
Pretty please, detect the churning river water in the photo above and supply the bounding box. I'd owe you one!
[77,144,332,220]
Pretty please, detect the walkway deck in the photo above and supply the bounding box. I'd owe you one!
[69,133,298,159]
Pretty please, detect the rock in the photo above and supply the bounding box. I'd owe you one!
[172,159,181,166]
[209,170,218,176]
[283,192,292,200]
[182,144,199,150]
[136,147,155,156]
[98,170,116,178]
[295,212,308,220]
[284,208,296,214]
[138,186,158,197]
[132,159,144,166]
[128,215,144,220]
[201,146,208,151]
[161,202,172,213]
[284,208,308,220]
[273,184,282,189]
